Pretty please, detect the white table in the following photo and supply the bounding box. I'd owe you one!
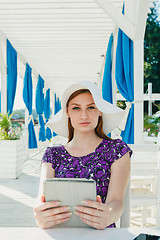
[0,228,160,240]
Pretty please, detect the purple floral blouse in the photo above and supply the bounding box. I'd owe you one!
[42,138,132,228]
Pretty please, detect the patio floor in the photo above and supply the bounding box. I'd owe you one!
[0,147,156,228]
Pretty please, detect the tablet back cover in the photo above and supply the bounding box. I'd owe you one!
[43,178,97,228]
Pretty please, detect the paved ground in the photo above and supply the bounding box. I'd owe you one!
[0,151,43,227]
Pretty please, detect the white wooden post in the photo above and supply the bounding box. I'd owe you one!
[24,107,29,160]
[148,82,152,117]
[133,0,149,144]
[134,40,144,144]
[0,34,7,114]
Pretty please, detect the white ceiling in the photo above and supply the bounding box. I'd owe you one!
[0,0,155,98]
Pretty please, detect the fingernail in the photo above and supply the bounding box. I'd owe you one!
[82,200,88,205]
[55,201,61,205]
[41,194,45,202]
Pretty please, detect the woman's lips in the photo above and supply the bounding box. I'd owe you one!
[80,122,90,126]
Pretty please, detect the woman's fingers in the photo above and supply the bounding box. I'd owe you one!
[82,200,104,211]
[41,217,71,229]
[75,205,101,217]
[96,195,102,203]
[42,207,71,218]
[34,200,61,213]
[74,200,110,230]
[79,217,101,229]
[75,209,100,222]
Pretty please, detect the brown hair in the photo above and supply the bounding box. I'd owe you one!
[66,89,111,142]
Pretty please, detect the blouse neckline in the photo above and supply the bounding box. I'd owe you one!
[62,139,105,158]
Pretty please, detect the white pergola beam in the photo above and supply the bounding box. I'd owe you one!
[95,0,134,40]
[134,0,150,40]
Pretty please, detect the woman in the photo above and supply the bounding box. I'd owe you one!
[34,80,132,229]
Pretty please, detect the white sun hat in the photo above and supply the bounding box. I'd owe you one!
[47,80,125,138]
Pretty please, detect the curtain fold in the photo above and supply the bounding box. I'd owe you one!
[53,93,61,137]
[35,75,46,141]
[102,34,113,138]
[102,34,113,104]
[44,88,52,140]
[115,6,134,144]
[7,39,17,115]
[23,63,38,149]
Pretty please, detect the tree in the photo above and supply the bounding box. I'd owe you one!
[144,2,160,114]
[144,2,160,94]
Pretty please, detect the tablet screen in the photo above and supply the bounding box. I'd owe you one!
[133,234,160,240]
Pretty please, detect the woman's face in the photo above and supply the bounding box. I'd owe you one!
[67,92,102,134]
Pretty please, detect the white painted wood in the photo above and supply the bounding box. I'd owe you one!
[125,0,134,27]
[112,27,118,106]
[148,82,152,116]
[0,32,7,114]
[95,0,134,40]
[0,139,25,179]
[133,40,144,144]
[134,0,150,40]
[130,144,160,227]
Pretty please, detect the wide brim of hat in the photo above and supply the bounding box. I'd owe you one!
[47,103,125,138]
[47,81,125,138]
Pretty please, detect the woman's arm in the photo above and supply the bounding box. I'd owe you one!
[37,162,55,200]
[74,152,130,229]
[105,151,130,225]
[34,163,71,229]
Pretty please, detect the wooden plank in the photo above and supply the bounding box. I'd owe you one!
[95,0,134,40]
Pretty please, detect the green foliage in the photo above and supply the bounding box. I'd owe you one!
[144,114,160,137]
[0,112,22,140]
[117,101,126,110]
[144,3,160,94]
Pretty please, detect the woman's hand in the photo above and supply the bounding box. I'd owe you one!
[34,195,71,229]
[74,196,111,230]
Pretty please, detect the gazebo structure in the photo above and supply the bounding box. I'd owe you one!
[0,0,156,145]
[0,0,160,228]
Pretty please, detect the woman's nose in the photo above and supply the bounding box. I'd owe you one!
[80,109,88,118]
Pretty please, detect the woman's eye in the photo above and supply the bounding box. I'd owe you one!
[72,107,80,110]
[88,106,95,110]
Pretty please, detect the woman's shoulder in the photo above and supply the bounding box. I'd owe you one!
[44,145,64,155]
[102,138,132,157]
[42,145,64,165]
[103,138,128,147]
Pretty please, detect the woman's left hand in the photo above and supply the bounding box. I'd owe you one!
[74,196,111,229]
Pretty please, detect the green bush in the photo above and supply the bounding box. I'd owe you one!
[144,114,160,137]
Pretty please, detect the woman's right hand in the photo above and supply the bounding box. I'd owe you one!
[34,196,71,229]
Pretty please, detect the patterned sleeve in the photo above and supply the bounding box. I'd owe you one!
[111,139,132,164]
[41,147,56,169]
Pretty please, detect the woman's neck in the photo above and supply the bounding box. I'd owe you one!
[67,131,102,150]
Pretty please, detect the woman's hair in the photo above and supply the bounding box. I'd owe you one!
[66,89,111,142]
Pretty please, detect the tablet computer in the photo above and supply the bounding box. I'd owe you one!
[43,178,97,228]
[133,233,160,240]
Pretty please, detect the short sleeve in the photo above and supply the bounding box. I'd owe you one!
[41,147,56,169]
[111,139,132,164]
